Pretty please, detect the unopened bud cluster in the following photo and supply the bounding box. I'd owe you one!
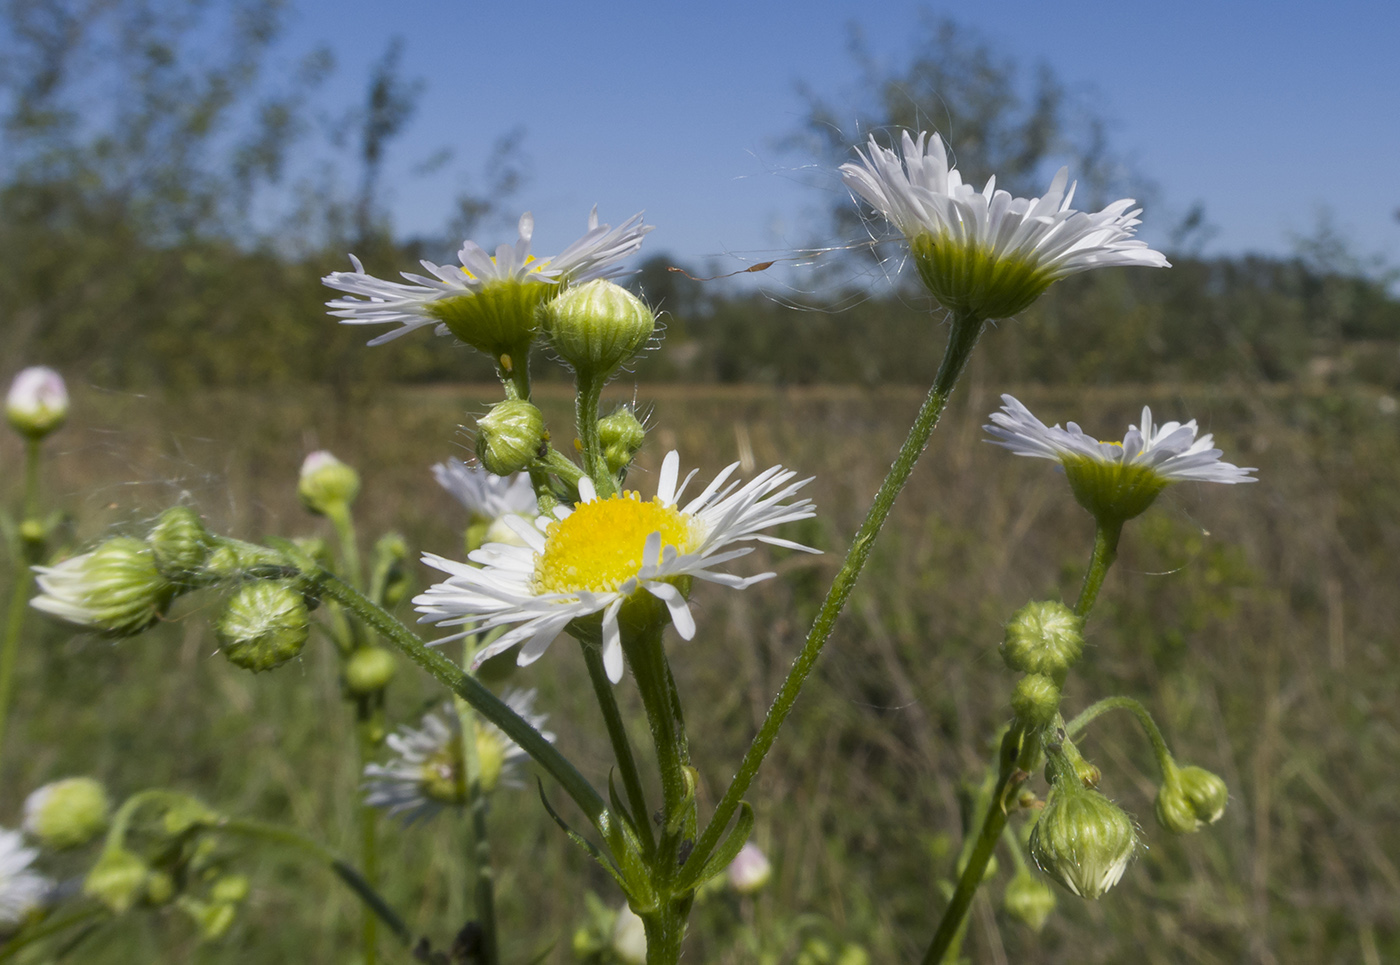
[1155,761,1229,834]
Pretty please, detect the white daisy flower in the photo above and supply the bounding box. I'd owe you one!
[985,394,1255,521]
[840,131,1169,319]
[414,451,818,683]
[323,208,653,350]
[0,826,49,929]
[363,690,554,822]
[433,459,538,545]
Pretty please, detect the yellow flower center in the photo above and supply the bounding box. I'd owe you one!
[534,493,700,594]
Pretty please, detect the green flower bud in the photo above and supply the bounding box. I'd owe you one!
[216,580,309,672]
[31,538,177,638]
[85,848,150,913]
[542,279,655,380]
[476,400,546,476]
[1010,673,1062,727]
[1155,763,1229,834]
[598,405,647,475]
[344,647,397,695]
[298,450,360,515]
[178,896,237,941]
[210,874,249,905]
[1001,601,1084,677]
[6,366,68,440]
[147,507,212,583]
[144,869,176,906]
[834,945,871,965]
[22,777,111,850]
[1003,866,1057,931]
[1029,781,1137,899]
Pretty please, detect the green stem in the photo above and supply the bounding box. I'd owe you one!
[313,575,608,828]
[921,725,1033,965]
[326,503,364,592]
[580,639,655,857]
[575,373,614,496]
[640,906,686,965]
[355,699,382,965]
[0,907,107,962]
[216,817,413,948]
[1073,521,1123,617]
[620,619,689,832]
[496,344,533,402]
[1064,696,1174,775]
[0,441,43,767]
[690,313,985,870]
[454,637,500,965]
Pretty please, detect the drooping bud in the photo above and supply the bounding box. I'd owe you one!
[1001,601,1084,678]
[610,902,648,965]
[598,405,647,475]
[1003,865,1057,931]
[1029,781,1137,899]
[6,366,68,440]
[31,538,177,637]
[542,279,655,380]
[476,400,546,475]
[344,647,397,695]
[22,777,111,850]
[1155,763,1229,834]
[298,450,360,515]
[216,580,309,672]
[147,507,212,583]
[1010,673,1062,727]
[85,848,150,913]
[726,841,773,895]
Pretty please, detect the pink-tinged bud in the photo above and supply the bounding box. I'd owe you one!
[6,366,68,439]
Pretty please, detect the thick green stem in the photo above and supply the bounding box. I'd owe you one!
[1073,521,1123,617]
[621,619,690,832]
[496,345,533,402]
[1065,696,1174,775]
[580,640,656,856]
[640,905,686,965]
[326,503,364,592]
[575,373,614,496]
[314,576,608,828]
[690,313,985,870]
[921,725,1034,964]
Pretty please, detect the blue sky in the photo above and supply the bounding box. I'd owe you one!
[283,1,1400,276]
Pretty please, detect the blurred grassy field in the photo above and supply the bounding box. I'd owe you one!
[2,371,1398,963]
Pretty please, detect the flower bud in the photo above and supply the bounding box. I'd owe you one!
[216,580,309,672]
[22,777,111,850]
[179,895,237,941]
[298,450,360,515]
[144,869,176,906]
[147,507,212,583]
[210,874,249,905]
[726,841,773,895]
[1003,866,1056,931]
[85,848,150,913]
[542,279,655,380]
[344,647,397,695]
[476,401,546,475]
[1029,781,1137,899]
[610,903,648,965]
[1155,763,1228,834]
[6,366,68,439]
[31,538,177,637]
[599,405,647,475]
[1010,673,1062,727]
[1001,601,1084,678]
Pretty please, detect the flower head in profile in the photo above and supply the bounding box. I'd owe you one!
[433,459,538,549]
[31,538,178,637]
[323,208,652,356]
[985,394,1255,522]
[1,827,49,929]
[414,451,818,683]
[841,132,1168,320]
[363,690,553,823]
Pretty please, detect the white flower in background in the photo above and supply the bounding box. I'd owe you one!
[323,209,653,350]
[414,451,818,683]
[6,366,68,439]
[840,131,1169,319]
[433,459,538,547]
[985,394,1255,521]
[0,827,49,928]
[610,902,647,965]
[363,689,553,823]
[726,841,773,895]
